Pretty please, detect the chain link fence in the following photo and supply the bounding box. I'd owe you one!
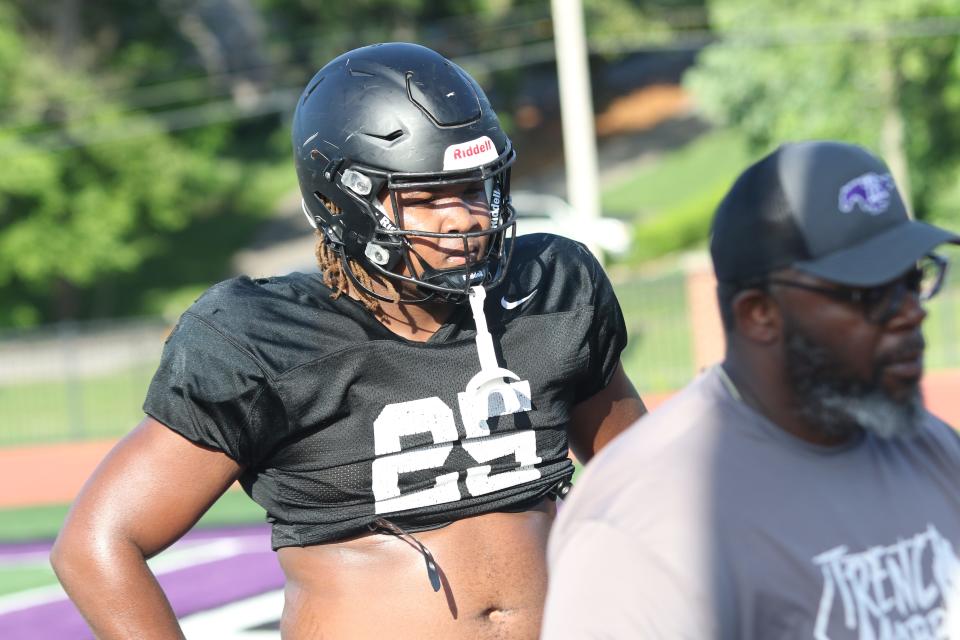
[0,318,169,447]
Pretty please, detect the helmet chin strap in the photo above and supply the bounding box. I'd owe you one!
[458,286,531,436]
[409,242,490,303]
[339,249,435,304]
[467,285,502,373]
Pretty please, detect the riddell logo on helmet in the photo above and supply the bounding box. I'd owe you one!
[453,139,491,159]
[443,136,498,171]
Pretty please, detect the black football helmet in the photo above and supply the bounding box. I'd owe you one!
[292,42,517,304]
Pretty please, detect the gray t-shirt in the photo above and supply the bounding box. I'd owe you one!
[543,366,960,639]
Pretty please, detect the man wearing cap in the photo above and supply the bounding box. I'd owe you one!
[541,141,960,639]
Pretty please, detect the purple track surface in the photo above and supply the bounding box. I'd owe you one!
[0,524,284,640]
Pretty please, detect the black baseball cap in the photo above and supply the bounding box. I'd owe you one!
[710,140,959,286]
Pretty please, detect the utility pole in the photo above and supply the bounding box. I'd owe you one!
[551,0,602,259]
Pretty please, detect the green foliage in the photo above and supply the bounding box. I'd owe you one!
[253,0,524,65]
[0,0,711,327]
[600,129,752,265]
[630,183,728,261]
[602,129,749,219]
[585,0,705,46]
[685,0,960,225]
[0,4,285,327]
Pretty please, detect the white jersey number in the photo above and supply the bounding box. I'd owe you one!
[371,392,541,514]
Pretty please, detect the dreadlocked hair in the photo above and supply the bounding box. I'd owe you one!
[313,198,399,313]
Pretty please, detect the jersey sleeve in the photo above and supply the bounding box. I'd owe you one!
[574,247,628,403]
[142,312,286,466]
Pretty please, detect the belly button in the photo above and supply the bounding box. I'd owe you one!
[483,607,511,622]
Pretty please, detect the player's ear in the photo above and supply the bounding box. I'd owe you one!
[731,287,781,344]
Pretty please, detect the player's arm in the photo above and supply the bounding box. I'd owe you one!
[50,416,244,640]
[566,361,646,463]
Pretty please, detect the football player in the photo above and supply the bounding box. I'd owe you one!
[51,42,646,639]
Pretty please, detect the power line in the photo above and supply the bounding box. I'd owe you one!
[0,89,300,157]
[0,7,557,126]
[4,15,960,155]
[592,14,960,54]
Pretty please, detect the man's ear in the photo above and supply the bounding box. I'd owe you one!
[731,289,781,344]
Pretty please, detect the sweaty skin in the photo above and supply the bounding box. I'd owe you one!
[278,501,555,640]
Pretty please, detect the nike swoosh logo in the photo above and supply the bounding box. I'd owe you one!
[501,289,538,310]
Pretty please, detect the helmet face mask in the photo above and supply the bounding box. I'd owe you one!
[293,43,517,305]
[376,172,516,303]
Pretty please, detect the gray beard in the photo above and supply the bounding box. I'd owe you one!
[783,329,924,441]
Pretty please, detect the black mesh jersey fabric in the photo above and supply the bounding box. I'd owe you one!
[143,233,627,549]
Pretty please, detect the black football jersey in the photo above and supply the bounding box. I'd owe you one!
[144,234,626,549]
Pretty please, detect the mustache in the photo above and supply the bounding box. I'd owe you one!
[876,334,926,367]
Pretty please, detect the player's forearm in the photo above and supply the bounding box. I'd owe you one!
[51,536,186,639]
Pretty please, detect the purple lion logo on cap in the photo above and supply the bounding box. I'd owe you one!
[838,172,897,216]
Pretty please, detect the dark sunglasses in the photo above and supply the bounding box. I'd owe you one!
[765,253,949,324]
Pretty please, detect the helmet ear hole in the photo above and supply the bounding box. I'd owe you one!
[316,194,341,215]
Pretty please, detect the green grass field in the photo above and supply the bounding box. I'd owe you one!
[0,567,55,597]
[602,129,751,220]
[0,489,266,545]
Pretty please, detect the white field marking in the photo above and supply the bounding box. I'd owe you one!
[0,536,266,571]
[180,588,283,640]
[0,535,271,616]
[146,536,270,574]
[0,551,53,568]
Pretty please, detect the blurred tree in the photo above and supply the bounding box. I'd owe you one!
[685,0,960,224]
[0,0,702,328]
[0,3,260,326]
[585,0,706,48]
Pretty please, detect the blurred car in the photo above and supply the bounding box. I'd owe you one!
[509,191,631,256]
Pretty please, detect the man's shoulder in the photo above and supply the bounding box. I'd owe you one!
[548,373,735,582]
[558,371,733,518]
[921,411,960,438]
[909,411,960,469]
